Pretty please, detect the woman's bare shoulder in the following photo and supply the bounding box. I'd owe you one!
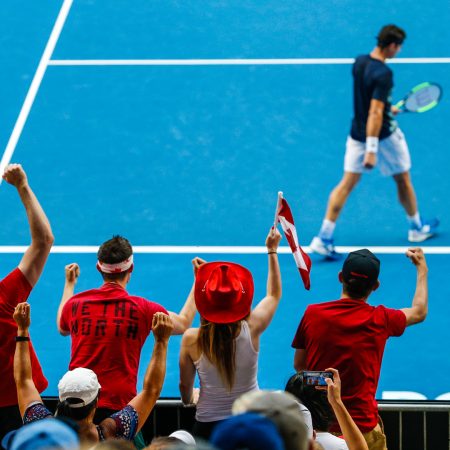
[181,327,200,346]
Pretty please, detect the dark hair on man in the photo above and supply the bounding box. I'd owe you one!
[97,235,133,281]
[377,24,406,49]
[342,279,374,299]
[55,397,97,421]
[285,373,334,431]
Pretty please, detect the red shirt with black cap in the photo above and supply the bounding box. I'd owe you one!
[292,249,407,432]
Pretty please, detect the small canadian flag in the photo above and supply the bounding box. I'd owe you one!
[274,192,312,290]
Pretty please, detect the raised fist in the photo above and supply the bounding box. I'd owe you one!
[2,164,28,189]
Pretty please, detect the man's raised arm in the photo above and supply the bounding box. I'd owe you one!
[3,164,54,287]
[401,248,428,326]
[56,263,80,335]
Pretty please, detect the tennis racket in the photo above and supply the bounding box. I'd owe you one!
[395,82,442,113]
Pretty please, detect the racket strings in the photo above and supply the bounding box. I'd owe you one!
[415,89,432,106]
[404,84,441,112]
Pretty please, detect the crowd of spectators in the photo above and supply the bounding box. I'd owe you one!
[0,164,429,450]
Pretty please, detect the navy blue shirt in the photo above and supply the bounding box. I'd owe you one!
[350,54,396,142]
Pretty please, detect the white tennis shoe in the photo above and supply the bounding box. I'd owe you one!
[408,217,439,242]
[309,236,341,260]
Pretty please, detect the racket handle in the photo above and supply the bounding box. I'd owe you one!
[394,99,405,111]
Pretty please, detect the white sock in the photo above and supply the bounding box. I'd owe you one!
[407,212,422,228]
[319,219,336,240]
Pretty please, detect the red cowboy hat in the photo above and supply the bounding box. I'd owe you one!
[194,262,254,324]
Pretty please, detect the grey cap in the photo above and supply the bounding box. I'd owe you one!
[232,390,309,450]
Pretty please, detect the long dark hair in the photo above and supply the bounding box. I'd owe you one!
[55,397,97,421]
[197,318,242,391]
[285,373,334,431]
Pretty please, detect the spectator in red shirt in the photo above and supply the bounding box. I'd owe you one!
[0,164,54,444]
[56,236,200,422]
[292,248,428,450]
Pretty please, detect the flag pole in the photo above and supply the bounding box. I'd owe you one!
[273,191,283,231]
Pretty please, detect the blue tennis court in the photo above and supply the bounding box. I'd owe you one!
[0,0,449,399]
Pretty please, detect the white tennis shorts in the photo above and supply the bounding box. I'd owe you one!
[344,128,411,176]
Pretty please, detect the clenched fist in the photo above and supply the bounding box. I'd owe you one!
[2,164,28,189]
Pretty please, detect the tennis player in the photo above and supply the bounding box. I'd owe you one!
[310,25,439,259]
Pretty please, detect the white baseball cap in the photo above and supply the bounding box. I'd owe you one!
[58,368,101,407]
[169,430,196,445]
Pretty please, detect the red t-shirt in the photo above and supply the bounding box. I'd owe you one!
[291,298,407,433]
[60,283,168,410]
[0,268,48,407]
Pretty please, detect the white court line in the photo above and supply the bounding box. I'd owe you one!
[0,0,73,183]
[0,246,449,254]
[48,57,450,66]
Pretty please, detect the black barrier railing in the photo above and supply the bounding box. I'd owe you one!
[42,398,450,450]
[378,402,450,450]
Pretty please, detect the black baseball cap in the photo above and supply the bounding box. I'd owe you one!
[342,249,380,287]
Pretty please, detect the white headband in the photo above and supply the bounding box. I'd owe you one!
[97,255,133,274]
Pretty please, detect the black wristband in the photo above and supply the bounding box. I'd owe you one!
[268,251,277,254]
[15,336,30,342]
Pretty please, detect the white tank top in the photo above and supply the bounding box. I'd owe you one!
[194,320,259,422]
